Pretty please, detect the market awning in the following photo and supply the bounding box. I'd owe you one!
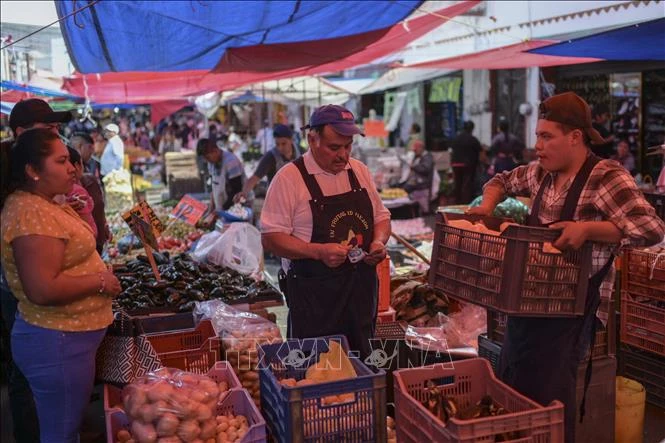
[403,40,602,70]
[529,18,665,61]
[61,1,478,103]
[56,0,424,73]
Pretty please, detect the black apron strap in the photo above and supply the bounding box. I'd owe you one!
[347,166,362,191]
[294,157,324,201]
[559,154,601,221]
[528,174,551,225]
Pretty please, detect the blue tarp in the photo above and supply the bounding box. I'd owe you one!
[0,80,81,100]
[56,1,422,73]
[529,18,665,61]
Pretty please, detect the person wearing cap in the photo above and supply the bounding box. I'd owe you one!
[234,123,301,203]
[261,105,391,359]
[0,98,72,442]
[100,123,125,177]
[399,138,437,213]
[468,92,665,442]
[197,138,246,212]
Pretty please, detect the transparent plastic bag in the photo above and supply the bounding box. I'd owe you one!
[405,304,487,352]
[121,367,233,443]
[190,230,222,262]
[207,223,262,276]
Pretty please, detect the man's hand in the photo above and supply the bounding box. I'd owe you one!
[363,241,386,266]
[549,221,588,251]
[316,243,351,268]
[233,192,247,204]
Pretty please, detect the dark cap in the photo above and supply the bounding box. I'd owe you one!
[9,99,73,133]
[273,124,293,139]
[302,105,364,137]
[538,92,606,145]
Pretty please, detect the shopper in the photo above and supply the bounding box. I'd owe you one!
[71,132,101,179]
[490,119,524,174]
[261,105,390,359]
[100,123,125,178]
[451,120,482,204]
[255,120,275,154]
[591,103,615,159]
[1,128,122,442]
[612,138,636,175]
[197,137,245,211]
[400,139,436,213]
[234,124,301,203]
[469,92,665,442]
[0,98,73,443]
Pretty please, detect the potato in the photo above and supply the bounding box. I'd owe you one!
[138,404,157,424]
[131,421,157,443]
[241,380,255,390]
[200,420,217,440]
[216,422,229,433]
[189,389,207,404]
[241,371,259,381]
[156,412,179,437]
[125,388,148,419]
[177,419,201,442]
[117,429,132,443]
[218,381,228,392]
[216,432,228,443]
[195,403,213,421]
[147,381,175,403]
[156,437,180,443]
[226,430,237,441]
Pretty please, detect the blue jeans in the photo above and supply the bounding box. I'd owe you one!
[11,315,106,443]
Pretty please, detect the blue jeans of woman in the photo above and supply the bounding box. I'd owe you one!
[11,314,106,443]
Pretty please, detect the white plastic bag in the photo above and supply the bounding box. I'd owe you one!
[207,223,262,276]
[191,230,223,262]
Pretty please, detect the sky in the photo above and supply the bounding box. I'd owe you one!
[1,1,59,27]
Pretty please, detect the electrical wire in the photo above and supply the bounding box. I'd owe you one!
[1,0,101,51]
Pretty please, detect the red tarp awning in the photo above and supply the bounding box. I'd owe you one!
[405,40,603,70]
[63,1,478,103]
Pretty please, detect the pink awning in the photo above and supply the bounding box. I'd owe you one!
[405,40,602,70]
[62,1,479,103]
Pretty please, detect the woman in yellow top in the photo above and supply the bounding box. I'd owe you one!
[0,128,121,442]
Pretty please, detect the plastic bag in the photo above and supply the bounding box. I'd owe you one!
[194,300,281,406]
[190,230,223,262]
[405,304,487,352]
[121,367,235,443]
[207,223,262,276]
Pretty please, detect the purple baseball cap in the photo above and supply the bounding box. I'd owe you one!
[301,105,364,137]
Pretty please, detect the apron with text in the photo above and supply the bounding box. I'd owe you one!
[497,154,613,443]
[286,157,378,359]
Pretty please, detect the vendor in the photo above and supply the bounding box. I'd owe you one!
[100,123,125,178]
[469,92,665,442]
[400,139,436,213]
[197,137,245,211]
[233,124,301,203]
[261,105,391,358]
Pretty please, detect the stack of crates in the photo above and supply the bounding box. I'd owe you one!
[619,247,665,408]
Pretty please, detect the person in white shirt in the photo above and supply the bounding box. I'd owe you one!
[100,123,125,177]
[255,120,275,155]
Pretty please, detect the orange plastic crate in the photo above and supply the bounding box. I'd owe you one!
[622,248,665,301]
[620,293,665,357]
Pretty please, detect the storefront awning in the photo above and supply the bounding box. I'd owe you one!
[61,1,478,103]
[403,40,602,70]
[529,18,665,61]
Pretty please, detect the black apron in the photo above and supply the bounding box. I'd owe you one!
[285,157,378,359]
[497,154,614,443]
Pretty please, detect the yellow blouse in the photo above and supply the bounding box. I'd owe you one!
[1,190,112,331]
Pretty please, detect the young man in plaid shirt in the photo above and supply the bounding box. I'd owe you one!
[470,91,665,442]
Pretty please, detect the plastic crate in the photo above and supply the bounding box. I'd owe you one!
[618,345,665,409]
[478,334,501,373]
[431,213,592,316]
[105,389,264,443]
[145,319,221,374]
[258,335,387,443]
[620,293,665,357]
[393,358,564,443]
[377,306,397,323]
[622,248,665,301]
[487,310,614,360]
[644,191,665,221]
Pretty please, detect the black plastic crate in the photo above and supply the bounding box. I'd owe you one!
[618,345,665,409]
[478,334,502,373]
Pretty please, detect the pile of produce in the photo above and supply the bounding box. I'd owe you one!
[390,271,454,327]
[117,368,249,443]
[420,382,517,440]
[223,322,281,407]
[113,253,280,312]
[380,188,408,200]
[469,196,529,224]
[104,169,135,214]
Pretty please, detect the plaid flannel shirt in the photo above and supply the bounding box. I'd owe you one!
[486,157,665,324]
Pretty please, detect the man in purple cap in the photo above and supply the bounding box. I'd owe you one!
[261,105,391,358]
[0,98,71,442]
[469,92,664,442]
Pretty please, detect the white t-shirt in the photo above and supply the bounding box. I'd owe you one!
[260,151,390,244]
[100,135,125,175]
